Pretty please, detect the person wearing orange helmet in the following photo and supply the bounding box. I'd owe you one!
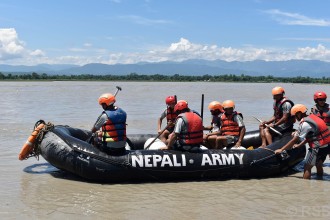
[311,91,330,129]
[160,100,203,151]
[275,104,330,179]
[203,101,223,148]
[157,96,177,144]
[215,100,246,149]
[259,86,295,148]
[91,93,127,155]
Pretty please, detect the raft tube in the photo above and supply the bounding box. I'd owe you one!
[36,125,305,183]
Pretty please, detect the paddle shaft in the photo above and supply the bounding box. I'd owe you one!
[145,124,170,149]
[201,94,204,120]
[253,116,282,136]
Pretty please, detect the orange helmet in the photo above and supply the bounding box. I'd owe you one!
[290,104,307,116]
[222,100,235,109]
[313,91,327,101]
[272,86,285,95]
[98,93,116,106]
[208,101,223,111]
[165,96,176,105]
[174,100,188,112]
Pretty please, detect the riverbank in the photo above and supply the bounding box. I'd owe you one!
[0,72,329,83]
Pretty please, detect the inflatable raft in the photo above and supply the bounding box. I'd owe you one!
[19,122,306,183]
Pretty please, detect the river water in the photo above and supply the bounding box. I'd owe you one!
[1,81,330,219]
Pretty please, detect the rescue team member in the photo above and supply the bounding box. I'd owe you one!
[311,91,330,129]
[160,100,203,151]
[275,104,330,179]
[91,93,127,155]
[157,96,177,144]
[259,86,294,148]
[215,100,245,149]
[203,101,223,149]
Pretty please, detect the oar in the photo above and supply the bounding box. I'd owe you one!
[250,149,288,165]
[201,94,204,121]
[145,124,171,150]
[250,153,277,165]
[252,116,282,136]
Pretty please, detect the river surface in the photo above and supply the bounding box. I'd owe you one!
[1,81,330,219]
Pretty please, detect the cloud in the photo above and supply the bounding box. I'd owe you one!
[105,38,330,63]
[2,30,330,65]
[0,28,25,59]
[264,9,330,26]
[0,28,45,62]
[117,15,172,25]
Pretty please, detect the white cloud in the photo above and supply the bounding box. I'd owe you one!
[264,9,330,26]
[118,15,172,25]
[0,28,45,62]
[2,30,330,65]
[0,28,25,59]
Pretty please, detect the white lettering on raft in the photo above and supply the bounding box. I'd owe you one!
[131,154,187,168]
[131,153,244,168]
[201,153,244,166]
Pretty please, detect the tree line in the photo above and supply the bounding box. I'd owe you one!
[0,72,329,83]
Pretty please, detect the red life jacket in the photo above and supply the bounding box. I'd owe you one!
[166,107,177,127]
[273,97,295,123]
[302,114,330,148]
[311,104,330,126]
[177,112,203,146]
[220,112,242,136]
[101,108,127,143]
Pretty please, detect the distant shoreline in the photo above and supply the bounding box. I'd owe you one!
[0,72,329,84]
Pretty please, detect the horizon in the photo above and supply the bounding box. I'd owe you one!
[1,0,330,66]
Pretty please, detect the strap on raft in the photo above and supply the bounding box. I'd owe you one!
[18,120,54,160]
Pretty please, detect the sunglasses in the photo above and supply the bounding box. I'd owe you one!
[318,99,326,102]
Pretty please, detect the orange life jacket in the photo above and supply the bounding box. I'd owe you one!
[220,112,242,136]
[302,114,330,148]
[311,104,330,126]
[273,97,295,123]
[102,108,127,143]
[166,107,177,127]
[177,111,203,146]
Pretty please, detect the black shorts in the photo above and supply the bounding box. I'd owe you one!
[166,126,174,133]
[174,142,201,152]
[99,145,126,156]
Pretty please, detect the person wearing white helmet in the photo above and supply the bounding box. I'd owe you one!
[91,93,127,155]
[275,104,330,179]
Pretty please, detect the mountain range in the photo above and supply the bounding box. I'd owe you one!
[0,59,329,77]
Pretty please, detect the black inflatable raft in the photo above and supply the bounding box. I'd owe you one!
[33,125,306,183]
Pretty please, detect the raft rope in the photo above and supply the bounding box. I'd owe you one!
[26,120,54,160]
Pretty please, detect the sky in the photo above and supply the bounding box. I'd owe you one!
[1,0,330,66]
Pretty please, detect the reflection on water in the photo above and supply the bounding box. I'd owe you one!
[23,163,58,174]
[1,81,330,219]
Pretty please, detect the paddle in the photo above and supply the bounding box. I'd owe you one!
[252,116,282,136]
[145,124,171,150]
[201,94,204,120]
[250,150,289,165]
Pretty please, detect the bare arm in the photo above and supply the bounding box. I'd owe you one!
[235,126,246,147]
[275,136,300,154]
